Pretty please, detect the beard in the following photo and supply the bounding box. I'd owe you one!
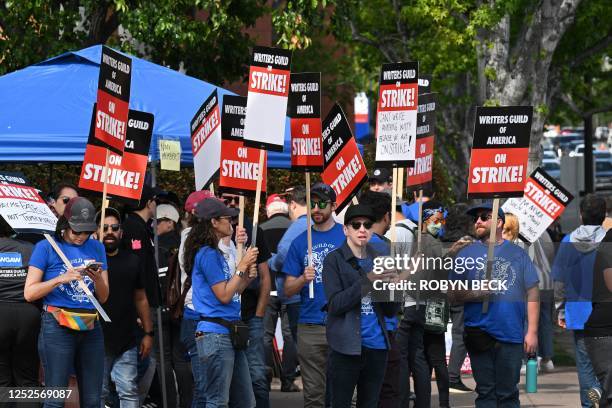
[103,236,120,253]
[475,226,490,240]
[312,211,331,225]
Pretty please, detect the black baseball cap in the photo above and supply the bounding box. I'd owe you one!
[64,197,97,232]
[466,202,505,223]
[369,168,392,183]
[344,204,376,225]
[196,198,239,220]
[311,182,336,203]
[140,184,165,205]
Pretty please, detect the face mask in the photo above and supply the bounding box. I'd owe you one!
[426,222,442,237]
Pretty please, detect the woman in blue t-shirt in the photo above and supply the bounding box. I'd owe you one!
[24,197,108,408]
[183,198,259,407]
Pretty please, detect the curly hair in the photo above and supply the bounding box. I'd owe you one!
[183,218,219,277]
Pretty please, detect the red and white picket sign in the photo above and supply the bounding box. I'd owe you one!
[467,106,533,198]
[321,104,367,212]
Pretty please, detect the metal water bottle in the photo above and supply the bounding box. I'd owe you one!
[526,353,538,393]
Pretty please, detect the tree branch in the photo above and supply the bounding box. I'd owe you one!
[560,92,583,116]
[347,18,395,62]
[568,33,612,69]
[585,104,612,118]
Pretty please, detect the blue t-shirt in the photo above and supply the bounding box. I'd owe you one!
[358,258,387,349]
[283,223,345,325]
[451,240,539,344]
[192,246,240,334]
[369,234,398,332]
[29,238,107,310]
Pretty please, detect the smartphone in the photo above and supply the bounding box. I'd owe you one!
[84,261,103,272]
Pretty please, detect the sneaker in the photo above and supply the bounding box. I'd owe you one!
[540,359,555,373]
[449,380,473,393]
[587,387,601,408]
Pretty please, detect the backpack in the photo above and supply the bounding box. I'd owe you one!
[166,251,191,321]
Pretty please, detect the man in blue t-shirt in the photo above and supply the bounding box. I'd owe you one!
[283,183,346,408]
[449,203,539,408]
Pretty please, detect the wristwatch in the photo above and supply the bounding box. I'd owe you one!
[144,331,154,337]
[236,269,245,278]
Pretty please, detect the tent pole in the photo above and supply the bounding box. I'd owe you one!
[150,162,168,408]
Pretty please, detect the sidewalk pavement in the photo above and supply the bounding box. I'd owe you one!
[270,367,582,407]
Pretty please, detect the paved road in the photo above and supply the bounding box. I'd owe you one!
[270,367,582,407]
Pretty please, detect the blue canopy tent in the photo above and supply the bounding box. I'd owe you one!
[0,45,293,168]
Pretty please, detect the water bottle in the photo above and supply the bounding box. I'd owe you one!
[526,353,538,393]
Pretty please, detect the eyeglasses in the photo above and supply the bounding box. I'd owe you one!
[223,196,240,205]
[103,224,121,232]
[473,213,492,223]
[310,201,330,210]
[350,221,373,230]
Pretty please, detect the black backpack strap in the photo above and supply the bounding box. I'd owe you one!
[199,317,233,329]
[396,222,416,235]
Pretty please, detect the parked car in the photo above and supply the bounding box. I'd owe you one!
[595,159,612,190]
[568,143,612,159]
[543,150,558,160]
[542,159,561,181]
[555,133,583,153]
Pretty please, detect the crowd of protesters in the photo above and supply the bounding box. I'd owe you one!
[0,169,611,408]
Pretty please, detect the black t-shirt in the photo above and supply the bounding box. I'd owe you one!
[0,237,33,303]
[233,216,271,320]
[102,249,145,355]
[584,230,612,337]
[260,214,291,291]
[121,213,161,307]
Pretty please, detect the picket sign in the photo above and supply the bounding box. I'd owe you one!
[482,198,500,313]
[98,149,110,242]
[305,172,314,299]
[43,234,111,322]
[389,167,398,301]
[414,189,424,307]
[250,150,266,247]
[397,168,405,200]
[237,196,245,263]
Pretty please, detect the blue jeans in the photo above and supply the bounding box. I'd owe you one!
[38,312,105,408]
[246,316,269,408]
[469,341,523,408]
[181,318,205,408]
[196,332,255,408]
[574,331,602,408]
[102,347,139,408]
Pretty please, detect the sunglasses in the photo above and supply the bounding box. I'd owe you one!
[223,196,240,205]
[70,229,91,237]
[350,221,373,230]
[103,224,121,232]
[310,201,330,210]
[473,213,493,223]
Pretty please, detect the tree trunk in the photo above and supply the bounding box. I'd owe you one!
[476,0,582,176]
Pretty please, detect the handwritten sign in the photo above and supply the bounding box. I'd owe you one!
[159,140,181,171]
[0,172,57,234]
